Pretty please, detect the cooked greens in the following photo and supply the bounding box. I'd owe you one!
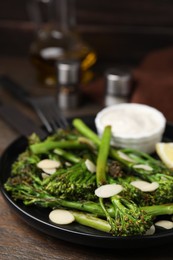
[4,118,173,236]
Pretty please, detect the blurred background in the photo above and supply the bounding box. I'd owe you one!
[1,0,173,119]
[1,0,173,66]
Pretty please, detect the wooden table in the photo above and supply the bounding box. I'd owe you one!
[0,57,173,260]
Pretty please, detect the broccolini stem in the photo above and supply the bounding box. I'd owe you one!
[95,125,115,228]
[142,204,173,217]
[73,118,101,146]
[96,125,111,186]
[66,201,173,218]
[61,200,173,219]
[57,199,114,216]
[30,140,89,154]
[72,118,124,162]
[71,211,111,233]
[53,148,81,163]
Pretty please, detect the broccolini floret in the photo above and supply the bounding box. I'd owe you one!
[108,158,173,206]
[43,161,97,201]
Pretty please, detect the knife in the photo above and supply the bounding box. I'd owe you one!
[0,102,47,139]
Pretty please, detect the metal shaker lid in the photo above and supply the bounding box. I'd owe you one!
[57,59,80,85]
[105,68,131,96]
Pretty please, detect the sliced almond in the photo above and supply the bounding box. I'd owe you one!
[145,225,156,236]
[42,168,56,175]
[130,180,159,192]
[85,159,96,173]
[49,209,75,225]
[65,161,72,167]
[78,137,96,149]
[133,164,153,171]
[155,220,173,229]
[95,184,123,198]
[37,159,61,169]
[117,151,135,163]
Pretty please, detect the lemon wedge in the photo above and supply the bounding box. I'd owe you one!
[156,142,173,168]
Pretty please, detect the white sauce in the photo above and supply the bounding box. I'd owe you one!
[99,106,164,138]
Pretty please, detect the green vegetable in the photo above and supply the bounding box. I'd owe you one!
[30,139,89,154]
[73,119,173,206]
[109,150,173,206]
[4,118,173,237]
[71,211,111,233]
[53,147,81,164]
[73,118,172,172]
[43,161,97,201]
[96,125,111,186]
[73,118,101,146]
[95,125,152,236]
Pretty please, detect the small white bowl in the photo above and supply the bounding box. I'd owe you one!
[95,103,166,153]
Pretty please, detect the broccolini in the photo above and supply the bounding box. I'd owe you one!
[4,118,173,237]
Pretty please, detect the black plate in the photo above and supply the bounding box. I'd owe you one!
[1,118,173,249]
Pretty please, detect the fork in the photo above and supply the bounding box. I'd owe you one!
[0,75,68,133]
[29,96,69,133]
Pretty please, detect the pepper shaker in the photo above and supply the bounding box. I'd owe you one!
[56,59,80,110]
[104,68,132,107]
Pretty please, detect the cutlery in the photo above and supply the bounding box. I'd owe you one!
[0,75,67,133]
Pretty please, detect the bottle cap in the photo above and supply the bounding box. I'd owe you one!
[105,68,131,96]
[57,59,80,85]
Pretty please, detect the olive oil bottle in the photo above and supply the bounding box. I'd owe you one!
[28,0,97,87]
